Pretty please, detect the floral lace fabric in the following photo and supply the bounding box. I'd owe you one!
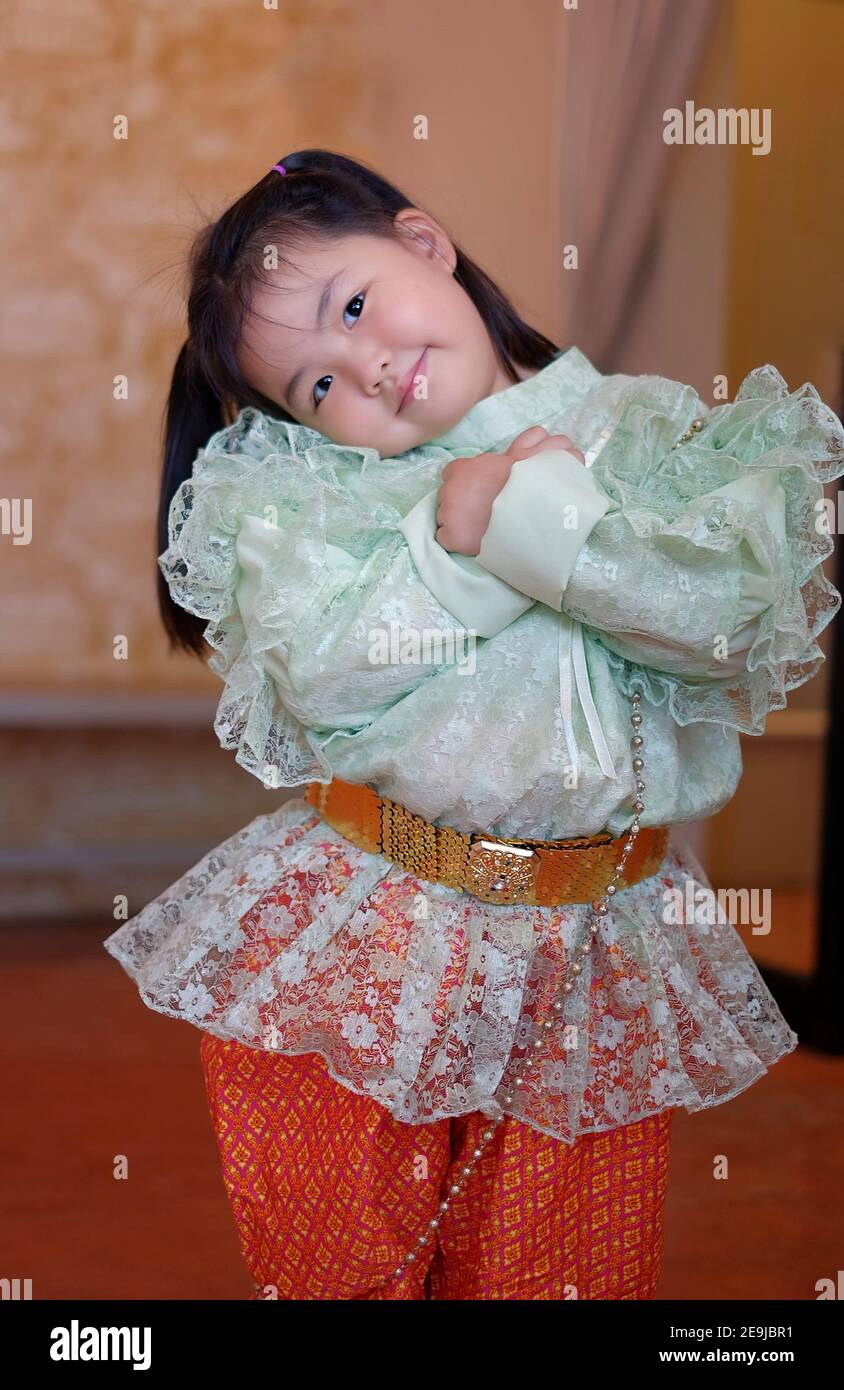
[104,795,798,1143]
[154,347,844,840]
[566,362,844,736]
[105,345,842,1139]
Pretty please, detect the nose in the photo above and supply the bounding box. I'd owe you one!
[348,340,399,401]
[363,351,395,400]
[348,344,389,393]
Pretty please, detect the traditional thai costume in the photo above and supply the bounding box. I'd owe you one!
[105,347,844,1298]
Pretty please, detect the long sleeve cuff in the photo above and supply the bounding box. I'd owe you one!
[397,488,536,639]
[475,453,620,611]
[475,450,617,610]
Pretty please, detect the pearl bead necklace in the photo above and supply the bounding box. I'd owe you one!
[672,416,705,448]
[373,685,647,1290]
[254,413,704,1297]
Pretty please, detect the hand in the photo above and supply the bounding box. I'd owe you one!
[434,450,513,554]
[508,425,586,467]
[434,426,586,555]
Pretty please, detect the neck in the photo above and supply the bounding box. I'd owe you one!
[490,359,539,395]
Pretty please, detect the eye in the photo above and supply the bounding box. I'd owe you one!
[312,292,365,408]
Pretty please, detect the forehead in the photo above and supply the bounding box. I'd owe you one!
[237,232,405,389]
[248,232,393,319]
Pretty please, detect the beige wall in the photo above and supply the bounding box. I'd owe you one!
[616,0,734,396]
[730,0,843,398]
[731,0,844,722]
[599,0,843,886]
[2,1,841,915]
[0,0,570,915]
[1,0,566,700]
[7,0,838,702]
[709,0,844,892]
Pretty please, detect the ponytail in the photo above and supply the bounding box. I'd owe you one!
[156,340,227,656]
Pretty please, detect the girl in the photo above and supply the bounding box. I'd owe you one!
[105,148,844,1301]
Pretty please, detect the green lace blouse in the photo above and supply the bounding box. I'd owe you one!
[159,347,844,839]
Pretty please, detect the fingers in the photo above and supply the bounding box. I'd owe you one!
[509,428,584,464]
[533,434,585,465]
[508,426,549,452]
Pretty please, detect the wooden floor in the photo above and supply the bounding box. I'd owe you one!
[1,919,840,1301]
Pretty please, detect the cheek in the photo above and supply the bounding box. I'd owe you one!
[384,279,447,338]
[331,390,385,434]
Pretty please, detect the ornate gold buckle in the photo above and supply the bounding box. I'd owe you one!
[465,837,540,905]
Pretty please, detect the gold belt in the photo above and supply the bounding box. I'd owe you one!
[305,778,669,907]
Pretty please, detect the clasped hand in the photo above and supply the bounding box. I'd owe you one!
[434,426,586,555]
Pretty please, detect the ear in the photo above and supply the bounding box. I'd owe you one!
[393,207,457,272]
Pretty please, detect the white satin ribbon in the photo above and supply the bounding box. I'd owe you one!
[558,617,618,782]
[554,406,622,782]
[583,421,615,469]
[583,401,626,469]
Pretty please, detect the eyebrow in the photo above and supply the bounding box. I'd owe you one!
[282,268,347,411]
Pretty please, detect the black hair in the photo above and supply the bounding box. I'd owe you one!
[158,147,563,656]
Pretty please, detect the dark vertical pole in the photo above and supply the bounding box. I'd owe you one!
[804,359,844,1051]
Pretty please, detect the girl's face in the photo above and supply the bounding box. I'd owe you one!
[235,209,533,456]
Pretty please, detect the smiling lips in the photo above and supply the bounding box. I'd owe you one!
[397,348,428,413]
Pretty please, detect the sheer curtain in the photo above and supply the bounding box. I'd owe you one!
[559,0,719,868]
[560,0,718,371]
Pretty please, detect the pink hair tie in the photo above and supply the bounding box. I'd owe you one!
[271,163,287,175]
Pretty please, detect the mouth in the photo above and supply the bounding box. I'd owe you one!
[397,348,428,414]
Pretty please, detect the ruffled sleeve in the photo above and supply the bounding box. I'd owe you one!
[158,409,528,789]
[471,365,844,735]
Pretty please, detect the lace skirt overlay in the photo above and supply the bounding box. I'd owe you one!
[104,795,798,1144]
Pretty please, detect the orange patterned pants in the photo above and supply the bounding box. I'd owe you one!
[200,1033,673,1301]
